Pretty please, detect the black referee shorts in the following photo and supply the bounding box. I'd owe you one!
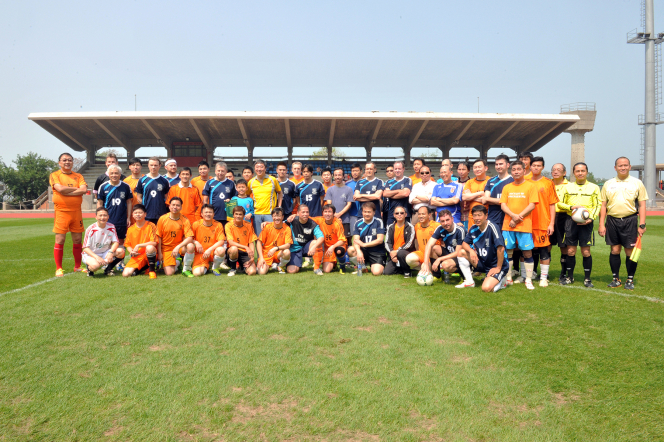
[550,212,569,248]
[564,217,594,247]
[605,214,639,248]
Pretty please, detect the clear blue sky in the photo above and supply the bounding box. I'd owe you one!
[1,0,662,179]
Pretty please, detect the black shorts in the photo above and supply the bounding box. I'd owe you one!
[550,213,569,248]
[361,248,386,267]
[228,251,254,268]
[473,260,509,281]
[605,214,639,248]
[440,257,459,271]
[115,225,127,240]
[564,217,595,247]
[343,223,351,238]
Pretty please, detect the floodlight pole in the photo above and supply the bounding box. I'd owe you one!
[645,0,657,207]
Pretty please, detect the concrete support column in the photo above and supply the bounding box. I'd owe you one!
[476,146,488,162]
[87,147,96,164]
[287,146,293,167]
[165,145,173,159]
[327,146,333,166]
[439,146,451,160]
[125,147,137,162]
[365,146,372,162]
[247,146,254,165]
[403,147,411,168]
[206,147,214,165]
[569,130,586,170]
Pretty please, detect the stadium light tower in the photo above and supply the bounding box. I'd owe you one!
[628,0,664,208]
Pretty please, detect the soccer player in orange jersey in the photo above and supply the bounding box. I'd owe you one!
[256,207,293,275]
[156,197,194,276]
[191,160,211,196]
[321,168,333,192]
[500,161,539,289]
[529,156,559,287]
[311,204,348,274]
[405,206,443,277]
[225,206,258,276]
[290,161,304,214]
[409,158,424,185]
[122,204,158,279]
[123,158,144,225]
[463,159,490,215]
[50,152,88,276]
[188,204,227,277]
[166,167,202,224]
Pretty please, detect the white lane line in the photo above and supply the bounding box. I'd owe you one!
[559,285,664,303]
[0,273,73,297]
[0,258,74,262]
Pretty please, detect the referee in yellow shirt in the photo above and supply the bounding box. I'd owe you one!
[599,157,648,290]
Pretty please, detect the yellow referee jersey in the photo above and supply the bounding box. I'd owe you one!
[557,180,601,219]
[600,176,648,218]
[553,178,569,213]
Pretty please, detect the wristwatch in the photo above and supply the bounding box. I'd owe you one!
[639,223,646,229]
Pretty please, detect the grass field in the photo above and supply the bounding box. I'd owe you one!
[1,217,663,441]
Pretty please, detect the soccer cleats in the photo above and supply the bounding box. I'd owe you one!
[455,281,475,288]
[607,278,622,288]
[212,268,223,276]
[583,279,594,288]
[525,280,535,290]
[73,267,84,273]
[539,278,549,287]
[624,279,635,290]
[182,270,194,278]
[314,268,323,276]
[148,271,157,279]
[55,268,65,277]
[227,269,236,277]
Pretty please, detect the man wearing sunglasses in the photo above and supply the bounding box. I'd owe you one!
[383,206,416,277]
[408,166,437,222]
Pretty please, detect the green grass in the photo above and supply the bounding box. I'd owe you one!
[0,217,663,441]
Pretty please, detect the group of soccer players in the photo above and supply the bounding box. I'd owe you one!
[50,150,649,291]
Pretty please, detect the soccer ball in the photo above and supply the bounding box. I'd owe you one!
[417,272,434,286]
[571,207,590,223]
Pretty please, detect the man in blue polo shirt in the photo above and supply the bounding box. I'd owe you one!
[482,154,513,230]
[382,161,413,226]
[349,202,386,276]
[431,165,463,224]
[202,161,236,226]
[353,161,384,215]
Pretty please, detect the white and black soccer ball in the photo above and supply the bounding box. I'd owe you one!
[571,207,590,223]
[417,272,434,286]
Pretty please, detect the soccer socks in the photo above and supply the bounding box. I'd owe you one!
[524,256,534,281]
[313,248,323,270]
[147,251,157,272]
[566,255,576,279]
[458,257,474,284]
[520,263,527,280]
[609,253,621,279]
[559,253,568,278]
[513,249,522,272]
[540,264,550,282]
[54,244,64,270]
[583,256,592,280]
[107,257,123,272]
[625,255,638,280]
[183,253,195,272]
[212,255,224,270]
[506,249,514,281]
[73,244,83,268]
[532,248,540,274]
[279,255,290,267]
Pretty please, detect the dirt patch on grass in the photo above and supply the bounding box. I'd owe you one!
[451,354,473,363]
[149,344,174,351]
[354,326,373,332]
[330,429,380,441]
[104,422,124,437]
[178,426,223,441]
[130,313,144,319]
[231,398,299,424]
[550,390,580,406]
[435,339,471,346]
[409,410,438,431]
[377,316,390,324]
[270,334,288,340]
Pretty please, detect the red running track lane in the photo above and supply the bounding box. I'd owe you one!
[0,213,97,219]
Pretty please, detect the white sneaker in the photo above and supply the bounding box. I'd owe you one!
[302,258,312,268]
[539,278,549,287]
[270,263,278,271]
[227,269,236,277]
[525,279,535,290]
[514,276,526,284]
[455,281,475,288]
[493,276,508,292]
[220,262,231,270]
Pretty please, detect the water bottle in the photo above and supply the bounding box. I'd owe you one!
[357,262,363,277]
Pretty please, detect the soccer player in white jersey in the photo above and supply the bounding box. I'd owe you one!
[82,207,125,276]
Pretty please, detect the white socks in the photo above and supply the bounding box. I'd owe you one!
[183,253,195,272]
[540,264,549,281]
[524,262,534,281]
[279,255,290,267]
[458,257,473,283]
[212,255,224,270]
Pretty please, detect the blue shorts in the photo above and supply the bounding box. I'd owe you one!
[115,225,127,240]
[287,241,315,268]
[502,231,534,251]
[473,260,509,281]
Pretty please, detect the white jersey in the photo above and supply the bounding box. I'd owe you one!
[82,222,119,256]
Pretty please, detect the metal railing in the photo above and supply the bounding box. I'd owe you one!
[561,102,596,112]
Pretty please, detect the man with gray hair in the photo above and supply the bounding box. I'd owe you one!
[202,161,237,226]
[97,164,133,244]
[382,161,412,226]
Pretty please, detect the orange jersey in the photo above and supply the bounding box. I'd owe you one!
[392,224,406,250]
[500,180,540,232]
[415,221,441,249]
[49,170,87,212]
[192,219,226,249]
[258,223,293,250]
[225,220,258,247]
[463,177,489,213]
[156,214,194,248]
[312,217,347,247]
[409,174,422,185]
[125,221,158,251]
[530,177,559,231]
[166,184,202,223]
[123,175,144,205]
[524,171,533,180]
[191,176,210,196]
[291,176,305,212]
[323,182,333,193]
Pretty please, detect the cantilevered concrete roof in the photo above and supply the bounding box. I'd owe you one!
[28,111,579,154]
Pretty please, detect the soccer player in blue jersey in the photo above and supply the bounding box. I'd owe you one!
[421,209,466,282]
[294,164,326,218]
[482,154,513,230]
[456,205,509,292]
[135,157,171,225]
[202,161,236,227]
[431,165,463,224]
[382,161,412,226]
[96,164,133,244]
[276,161,296,220]
[163,159,181,186]
[353,162,384,215]
[350,202,386,276]
[286,204,325,274]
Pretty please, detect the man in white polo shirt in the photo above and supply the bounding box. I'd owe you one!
[408,165,437,221]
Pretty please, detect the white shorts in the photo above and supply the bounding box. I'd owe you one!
[82,249,111,263]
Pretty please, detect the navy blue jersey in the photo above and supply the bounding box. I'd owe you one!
[202,178,236,221]
[384,177,413,217]
[431,224,466,256]
[296,180,326,217]
[289,217,323,252]
[352,217,386,254]
[463,221,507,269]
[97,181,133,227]
[163,174,181,187]
[431,181,464,222]
[355,178,384,215]
[485,175,514,228]
[135,175,170,220]
[278,179,296,215]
